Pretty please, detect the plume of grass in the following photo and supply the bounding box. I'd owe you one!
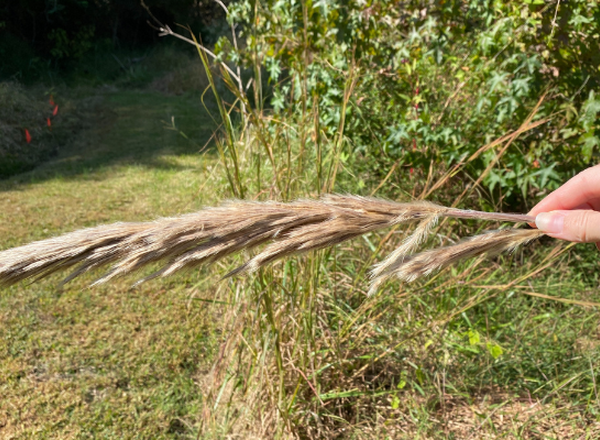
[0,195,540,290]
[386,228,545,284]
[368,214,440,295]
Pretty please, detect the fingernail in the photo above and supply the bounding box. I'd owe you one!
[535,212,565,234]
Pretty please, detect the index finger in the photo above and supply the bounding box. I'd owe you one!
[529,164,600,217]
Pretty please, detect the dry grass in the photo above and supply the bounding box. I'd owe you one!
[382,228,545,284]
[354,392,600,439]
[0,195,542,292]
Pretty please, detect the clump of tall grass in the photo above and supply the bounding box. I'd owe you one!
[149,12,581,434]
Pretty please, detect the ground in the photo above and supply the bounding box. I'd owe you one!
[0,87,222,439]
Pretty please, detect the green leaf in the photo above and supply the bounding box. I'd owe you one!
[579,131,600,162]
[468,329,480,346]
[486,342,503,359]
[416,367,425,385]
[580,90,600,132]
[560,128,580,139]
[391,395,400,409]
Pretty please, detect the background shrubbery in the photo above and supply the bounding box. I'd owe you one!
[216,0,600,208]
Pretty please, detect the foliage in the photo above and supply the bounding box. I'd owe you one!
[221,0,600,208]
[48,25,96,60]
[0,0,228,81]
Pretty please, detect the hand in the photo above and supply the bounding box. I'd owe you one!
[529,164,600,249]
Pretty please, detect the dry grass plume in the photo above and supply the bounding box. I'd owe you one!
[0,195,542,291]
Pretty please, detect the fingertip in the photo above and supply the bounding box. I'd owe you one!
[535,211,565,234]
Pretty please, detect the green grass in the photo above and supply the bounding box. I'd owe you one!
[0,85,223,439]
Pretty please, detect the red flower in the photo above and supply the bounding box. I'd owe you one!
[25,129,32,143]
[47,118,52,128]
[410,167,414,177]
[49,95,55,106]
[52,105,59,116]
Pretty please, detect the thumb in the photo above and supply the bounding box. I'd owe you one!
[535,210,600,243]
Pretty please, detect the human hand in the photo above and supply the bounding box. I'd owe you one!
[529,164,600,249]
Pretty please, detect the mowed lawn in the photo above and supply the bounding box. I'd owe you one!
[0,89,223,439]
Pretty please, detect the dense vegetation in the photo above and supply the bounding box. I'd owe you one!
[1,0,600,438]
[214,0,600,208]
[184,0,600,436]
[0,0,225,81]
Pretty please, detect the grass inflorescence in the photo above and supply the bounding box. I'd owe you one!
[0,196,543,293]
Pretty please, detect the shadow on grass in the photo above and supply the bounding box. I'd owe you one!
[0,88,219,191]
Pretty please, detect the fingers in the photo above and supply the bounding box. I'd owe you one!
[529,164,600,217]
[535,209,600,243]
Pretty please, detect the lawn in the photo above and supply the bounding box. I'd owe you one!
[0,87,223,439]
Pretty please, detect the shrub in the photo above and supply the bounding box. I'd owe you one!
[220,0,600,208]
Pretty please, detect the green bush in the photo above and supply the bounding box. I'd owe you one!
[221,0,600,208]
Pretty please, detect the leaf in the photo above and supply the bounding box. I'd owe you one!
[468,329,480,346]
[415,367,425,385]
[560,128,579,139]
[266,57,282,82]
[579,131,600,162]
[487,71,509,94]
[486,342,503,359]
[580,90,600,132]
[531,163,560,189]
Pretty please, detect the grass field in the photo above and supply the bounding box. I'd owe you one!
[1,77,600,439]
[0,87,224,439]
